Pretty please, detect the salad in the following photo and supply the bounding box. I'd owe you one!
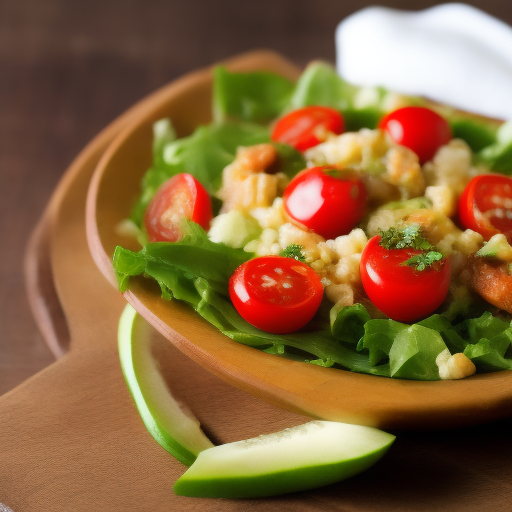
[113,62,512,381]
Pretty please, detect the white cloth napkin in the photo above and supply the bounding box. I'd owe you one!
[336,3,512,120]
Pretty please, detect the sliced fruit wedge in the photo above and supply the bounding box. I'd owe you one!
[118,304,214,466]
[174,420,395,498]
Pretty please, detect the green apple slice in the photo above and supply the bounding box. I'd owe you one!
[174,420,395,498]
[118,304,214,466]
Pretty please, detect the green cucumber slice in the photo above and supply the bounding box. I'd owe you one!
[118,304,214,466]
[174,420,395,498]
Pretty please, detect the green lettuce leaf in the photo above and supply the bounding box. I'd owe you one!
[455,313,512,371]
[357,319,407,367]
[388,325,447,380]
[130,121,270,225]
[152,118,177,168]
[449,117,498,152]
[286,62,382,131]
[457,312,511,346]
[478,121,512,174]
[114,222,251,295]
[356,315,451,380]
[287,61,359,112]
[330,303,370,344]
[464,339,512,371]
[479,143,512,174]
[213,66,295,124]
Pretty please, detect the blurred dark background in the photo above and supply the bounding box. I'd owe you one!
[2,0,512,395]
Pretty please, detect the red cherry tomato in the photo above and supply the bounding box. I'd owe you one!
[271,106,344,152]
[458,174,512,243]
[144,173,213,242]
[360,236,451,323]
[283,166,367,240]
[379,106,452,164]
[229,256,324,334]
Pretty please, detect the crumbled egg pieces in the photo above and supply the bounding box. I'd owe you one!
[436,349,476,380]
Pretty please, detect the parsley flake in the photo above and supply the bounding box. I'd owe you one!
[401,251,444,271]
[279,243,307,263]
[379,223,433,251]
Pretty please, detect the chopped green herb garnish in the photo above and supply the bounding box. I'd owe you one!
[380,224,444,271]
[280,243,307,263]
[379,223,432,251]
[401,251,444,271]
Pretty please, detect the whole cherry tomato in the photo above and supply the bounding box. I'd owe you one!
[283,166,367,240]
[379,106,452,164]
[271,106,344,152]
[144,173,213,242]
[229,256,324,334]
[458,174,512,243]
[360,235,451,323]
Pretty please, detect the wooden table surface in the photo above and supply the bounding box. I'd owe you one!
[2,0,512,396]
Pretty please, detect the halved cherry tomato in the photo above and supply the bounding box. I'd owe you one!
[283,166,367,240]
[360,236,451,323]
[229,256,324,334]
[379,106,452,164]
[458,174,512,243]
[144,173,213,242]
[271,106,344,152]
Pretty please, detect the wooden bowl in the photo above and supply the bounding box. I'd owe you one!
[86,50,512,430]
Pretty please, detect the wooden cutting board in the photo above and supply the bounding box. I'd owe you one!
[1,52,512,512]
